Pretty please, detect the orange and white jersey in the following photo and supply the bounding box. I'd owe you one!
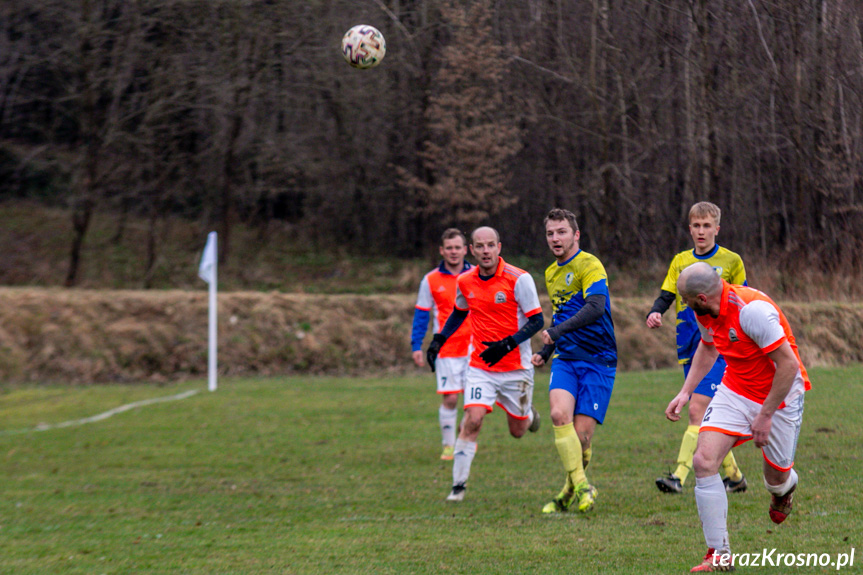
[697,281,810,406]
[415,263,472,357]
[455,257,542,372]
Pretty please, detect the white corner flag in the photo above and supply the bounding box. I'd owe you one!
[198,232,218,392]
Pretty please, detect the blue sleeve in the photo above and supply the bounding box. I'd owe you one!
[411,308,430,351]
[440,308,468,339]
[513,311,544,345]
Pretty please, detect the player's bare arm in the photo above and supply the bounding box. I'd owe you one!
[751,341,799,448]
[412,350,425,367]
[646,290,675,329]
[666,343,719,421]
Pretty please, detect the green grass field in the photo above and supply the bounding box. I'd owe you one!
[0,367,860,574]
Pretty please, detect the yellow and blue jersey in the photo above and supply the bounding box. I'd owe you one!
[545,250,617,366]
[661,244,746,363]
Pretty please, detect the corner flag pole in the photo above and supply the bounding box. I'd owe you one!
[198,232,218,392]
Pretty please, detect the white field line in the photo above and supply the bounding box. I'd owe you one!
[0,389,200,436]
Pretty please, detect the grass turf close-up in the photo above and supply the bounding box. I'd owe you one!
[0,366,860,574]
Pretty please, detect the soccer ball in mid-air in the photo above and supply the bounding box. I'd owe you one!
[341,25,386,69]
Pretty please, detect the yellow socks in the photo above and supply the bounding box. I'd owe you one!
[722,450,743,482]
[582,446,592,470]
[554,423,586,487]
[674,425,700,485]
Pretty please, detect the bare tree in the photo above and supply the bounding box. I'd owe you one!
[398,0,523,232]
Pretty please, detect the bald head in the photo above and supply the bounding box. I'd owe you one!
[470,226,502,275]
[471,226,500,244]
[678,262,723,298]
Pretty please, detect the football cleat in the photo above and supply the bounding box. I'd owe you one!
[723,475,747,493]
[575,482,597,512]
[446,484,466,502]
[690,548,735,572]
[541,482,576,514]
[769,483,795,524]
[528,406,541,433]
[656,473,683,494]
[440,445,455,461]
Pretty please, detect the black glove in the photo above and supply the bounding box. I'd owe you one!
[537,343,555,363]
[426,334,447,372]
[479,336,517,367]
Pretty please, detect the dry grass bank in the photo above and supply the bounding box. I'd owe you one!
[1,288,861,384]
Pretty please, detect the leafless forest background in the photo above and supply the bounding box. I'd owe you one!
[1,0,862,288]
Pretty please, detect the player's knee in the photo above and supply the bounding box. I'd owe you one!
[442,394,459,410]
[692,449,720,475]
[549,406,571,427]
[508,421,527,438]
[462,412,483,435]
[577,432,592,451]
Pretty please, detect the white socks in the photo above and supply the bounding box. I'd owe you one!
[695,474,730,552]
[764,468,798,495]
[452,438,477,487]
[439,405,458,446]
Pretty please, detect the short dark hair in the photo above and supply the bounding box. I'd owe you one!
[441,228,467,245]
[543,208,579,233]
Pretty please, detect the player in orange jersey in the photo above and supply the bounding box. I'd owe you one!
[411,229,473,461]
[665,263,810,573]
[648,202,747,495]
[427,226,544,502]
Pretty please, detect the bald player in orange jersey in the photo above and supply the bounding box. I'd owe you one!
[426,226,544,502]
[665,262,810,573]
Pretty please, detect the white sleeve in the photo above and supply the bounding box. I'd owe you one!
[514,273,542,315]
[739,300,785,349]
[454,284,468,311]
[415,275,433,310]
[697,320,713,343]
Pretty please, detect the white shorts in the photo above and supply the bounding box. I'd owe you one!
[463,366,535,420]
[700,384,804,471]
[434,356,468,394]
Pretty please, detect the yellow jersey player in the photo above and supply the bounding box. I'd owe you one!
[647,202,748,495]
[532,209,617,514]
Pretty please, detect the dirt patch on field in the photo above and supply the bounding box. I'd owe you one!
[0,288,860,384]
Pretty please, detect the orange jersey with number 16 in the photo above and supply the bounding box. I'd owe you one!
[454,257,542,372]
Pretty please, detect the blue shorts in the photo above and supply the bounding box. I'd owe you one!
[549,359,616,424]
[683,355,727,398]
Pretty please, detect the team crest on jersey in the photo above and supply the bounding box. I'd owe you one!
[436,285,446,292]
[729,328,739,342]
[713,266,723,276]
[494,291,507,304]
[565,272,574,286]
